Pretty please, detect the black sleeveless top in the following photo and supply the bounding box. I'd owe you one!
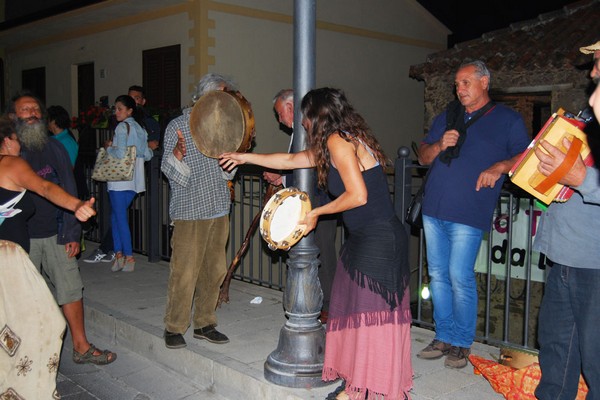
[0,187,35,253]
[327,162,409,310]
[327,164,395,232]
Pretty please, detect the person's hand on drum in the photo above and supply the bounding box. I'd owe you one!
[174,130,186,161]
[300,209,319,236]
[219,152,246,172]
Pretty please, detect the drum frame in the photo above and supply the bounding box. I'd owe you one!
[189,89,255,158]
[260,187,312,251]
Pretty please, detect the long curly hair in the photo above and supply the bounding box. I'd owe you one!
[300,88,388,188]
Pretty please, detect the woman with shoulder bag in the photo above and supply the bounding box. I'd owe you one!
[105,95,153,272]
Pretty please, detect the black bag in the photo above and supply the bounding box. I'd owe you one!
[405,183,424,229]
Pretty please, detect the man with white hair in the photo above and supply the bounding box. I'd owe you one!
[534,40,600,400]
[161,73,238,349]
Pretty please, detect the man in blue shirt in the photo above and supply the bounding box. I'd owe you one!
[416,60,530,369]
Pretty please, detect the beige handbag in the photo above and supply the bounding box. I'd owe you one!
[91,122,137,182]
[91,146,136,182]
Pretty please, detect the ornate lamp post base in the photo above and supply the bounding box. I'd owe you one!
[264,321,327,387]
[264,240,326,387]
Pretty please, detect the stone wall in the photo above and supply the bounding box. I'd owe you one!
[419,66,592,136]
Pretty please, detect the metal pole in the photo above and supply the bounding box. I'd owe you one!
[264,0,326,388]
[146,155,160,262]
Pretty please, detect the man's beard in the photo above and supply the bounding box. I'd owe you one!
[16,117,48,152]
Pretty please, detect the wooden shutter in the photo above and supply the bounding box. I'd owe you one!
[142,45,181,110]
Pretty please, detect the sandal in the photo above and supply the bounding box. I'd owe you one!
[111,253,124,272]
[121,257,135,272]
[73,343,117,365]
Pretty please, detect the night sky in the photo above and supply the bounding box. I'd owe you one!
[417,0,583,47]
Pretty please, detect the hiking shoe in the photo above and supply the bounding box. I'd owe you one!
[417,339,451,359]
[100,251,116,263]
[194,325,229,344]
[83,249,106,263]
[164,330,187,349]
[444,346,471,369]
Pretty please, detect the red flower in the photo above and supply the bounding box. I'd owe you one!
[73,104,110,130]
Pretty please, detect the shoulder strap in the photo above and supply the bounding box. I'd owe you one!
[112,121,131,143]
[439,100,496,166]
[464,101,496,129]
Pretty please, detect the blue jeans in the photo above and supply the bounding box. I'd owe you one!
[535,263,600,400]
[422,215,483,348]
[108,190,136,257]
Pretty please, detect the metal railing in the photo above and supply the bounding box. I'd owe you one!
[80,130,543,350]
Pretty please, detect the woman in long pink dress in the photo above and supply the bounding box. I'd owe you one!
[220,88,413,399]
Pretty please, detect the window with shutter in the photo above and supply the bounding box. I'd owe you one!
[143,45,181,112]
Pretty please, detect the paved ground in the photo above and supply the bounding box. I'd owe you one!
[54,244,505,399]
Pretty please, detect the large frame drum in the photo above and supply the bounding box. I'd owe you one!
[189,90,255,158]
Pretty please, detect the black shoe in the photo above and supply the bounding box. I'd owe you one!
[164,330,186,349]
[193,325,229,344]
[325,381,345,400]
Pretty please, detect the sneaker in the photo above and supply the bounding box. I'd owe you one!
[417,339,452,359]
[100,251,116,263]
[194,325,229,344]
[164,330,187,349]
[83,249,106,263]
[444,346,471,369]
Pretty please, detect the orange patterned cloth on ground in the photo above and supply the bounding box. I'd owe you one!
[469,354,588,400]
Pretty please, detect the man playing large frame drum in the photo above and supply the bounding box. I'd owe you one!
[161,73,242,349]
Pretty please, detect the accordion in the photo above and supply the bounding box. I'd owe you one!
[509,110,594,204]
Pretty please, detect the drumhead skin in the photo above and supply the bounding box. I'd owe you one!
[190,90,255,158]
[260,187,312,251]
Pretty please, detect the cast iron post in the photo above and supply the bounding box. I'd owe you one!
[264,0,327,388]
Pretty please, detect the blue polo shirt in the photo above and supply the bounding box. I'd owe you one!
[422,104,530,231]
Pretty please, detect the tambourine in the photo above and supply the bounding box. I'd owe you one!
[189,89,255,158]
[260,187,312,251]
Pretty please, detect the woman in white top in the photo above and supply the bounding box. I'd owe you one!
[105,95,153,272]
